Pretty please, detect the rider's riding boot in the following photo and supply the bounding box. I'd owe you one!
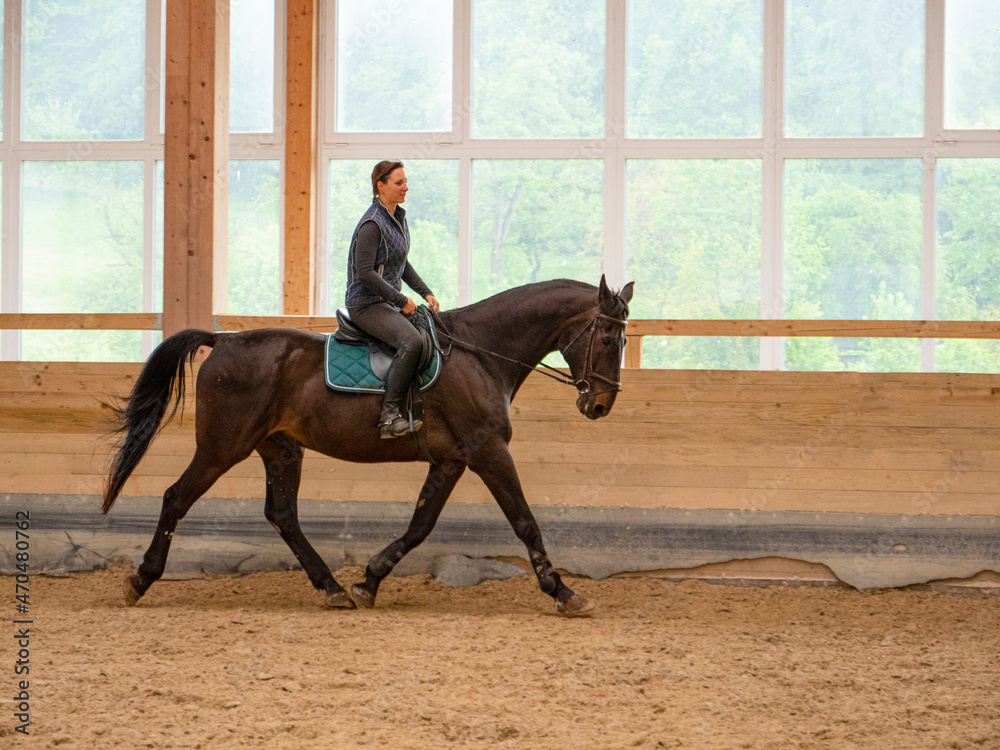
[379,349,422,439]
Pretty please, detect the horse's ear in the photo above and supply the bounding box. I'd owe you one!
[620,281,634,304]
[598,274,610,304]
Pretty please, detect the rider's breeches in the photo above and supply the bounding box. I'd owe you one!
[347,302,422,399]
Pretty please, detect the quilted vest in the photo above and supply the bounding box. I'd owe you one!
[345,199,410,306]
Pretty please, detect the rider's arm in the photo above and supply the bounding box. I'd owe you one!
[402,261,434,302]
[353,221,408,308]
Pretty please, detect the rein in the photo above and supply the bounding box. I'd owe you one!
[431,308,629,396]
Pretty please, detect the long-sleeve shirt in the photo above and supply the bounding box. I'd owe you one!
[351,219,434,308]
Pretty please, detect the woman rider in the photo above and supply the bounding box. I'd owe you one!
[345,160,440,439]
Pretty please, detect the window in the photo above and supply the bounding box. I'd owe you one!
[935,158,1000,372]
[627,159,761,369]
[627,0,763,139]
[472,0,604,139]
[2,0,283,362]
[21,161,145,360]
[22,0,146,141]
[314,0,995,373]
[334,0,453,132]
[230,0,277,133]
[471,160,602,299]
[785,0,924,138]
[944,0,1000,129]
[784,159,923,371]
[229,161,282,315]
[4,2,1000,373]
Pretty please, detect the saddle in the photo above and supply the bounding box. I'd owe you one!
[324,306,442,394]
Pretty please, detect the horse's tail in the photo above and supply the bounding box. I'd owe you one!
[102,329,218,514]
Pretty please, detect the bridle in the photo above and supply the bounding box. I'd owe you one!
[432,307,629,397]
[560,310,629,397]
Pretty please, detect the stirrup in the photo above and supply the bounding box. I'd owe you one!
[379,414,422,439]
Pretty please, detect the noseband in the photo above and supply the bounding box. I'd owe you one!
[561,311,629,397]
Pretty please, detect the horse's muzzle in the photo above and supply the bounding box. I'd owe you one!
[577,391,615,420]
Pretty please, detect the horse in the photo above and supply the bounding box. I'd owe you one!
[102,276,634,616]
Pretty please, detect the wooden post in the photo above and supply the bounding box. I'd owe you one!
[623,335,642,369]
[163,0,230,336]
[283,0,318,315]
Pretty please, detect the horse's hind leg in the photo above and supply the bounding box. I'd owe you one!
[124,447,231,605]
[257,434,354,609]
[350,459,466,608]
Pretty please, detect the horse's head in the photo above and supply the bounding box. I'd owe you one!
[562,275,634,420]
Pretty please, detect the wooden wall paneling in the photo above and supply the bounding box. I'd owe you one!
[3,363,1000,518]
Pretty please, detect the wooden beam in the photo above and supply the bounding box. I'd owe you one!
[216,316,1000,341]
[215,314,339,332]
[6,311,998,344]
[283,0,318,315]
[626,319,1000,339]
[163,0,230,336]
[0,314,160,331]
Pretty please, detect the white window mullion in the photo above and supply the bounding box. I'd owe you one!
[145,0,162,145]
[922,0,946,372]
[142,156,157,359]
[322,0,338,146]
[315,155,329,313]
[454,0,470,144]
[458,155,472,306]
[1,0,23,360]
[272,0,287,146]
[603,0,626,288]
[274,0,288,313]
[141,0,162,360]
[456,0,472,306]
[760,0,784,370]
[0,156,19,360]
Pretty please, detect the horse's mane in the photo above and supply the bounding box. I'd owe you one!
[440,279,597,325]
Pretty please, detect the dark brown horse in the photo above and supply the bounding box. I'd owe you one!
[103,276,633,616]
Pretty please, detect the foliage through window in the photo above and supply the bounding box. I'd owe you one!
[2,1,999,374]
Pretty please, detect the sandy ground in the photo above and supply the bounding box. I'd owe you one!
[2,567,999,750]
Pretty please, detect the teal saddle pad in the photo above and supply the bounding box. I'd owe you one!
[323,313,443,395]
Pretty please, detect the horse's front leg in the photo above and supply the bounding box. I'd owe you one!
[470,444,594,617]
[350,459,466,609]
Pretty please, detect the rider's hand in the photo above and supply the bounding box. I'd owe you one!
[425,295,440,312]
[401,297,417,315]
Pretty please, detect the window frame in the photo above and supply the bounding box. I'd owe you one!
[2,1,998,370]
[319,0,1000,372]
[0,0,288,361]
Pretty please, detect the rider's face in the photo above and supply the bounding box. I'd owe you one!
[378,168,408,206]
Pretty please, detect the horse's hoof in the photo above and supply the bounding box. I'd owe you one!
[123,575,143,607]
[349,584,376,609]
[324,590,356,609]
[556,593,595,617]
